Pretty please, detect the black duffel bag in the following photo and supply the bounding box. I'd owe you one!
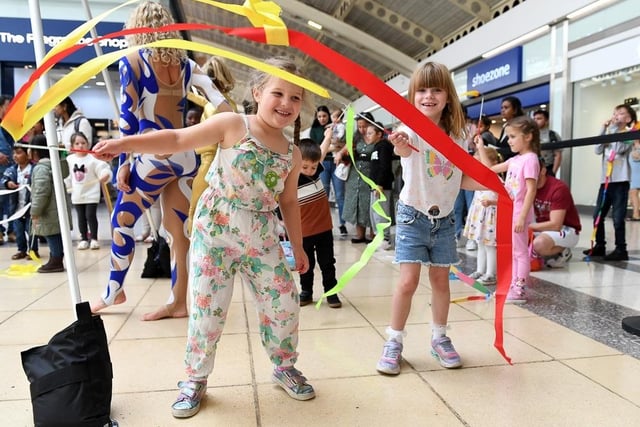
[21,302,114,427]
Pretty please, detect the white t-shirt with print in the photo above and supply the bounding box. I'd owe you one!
[397,125,466,217]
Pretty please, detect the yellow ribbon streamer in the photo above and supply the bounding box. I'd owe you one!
[2,38,329,141]
[316,106,392,307]
[194,0,289,45]
[3,0,139,140]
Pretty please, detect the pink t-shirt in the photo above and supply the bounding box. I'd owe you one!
[505,152,539,218]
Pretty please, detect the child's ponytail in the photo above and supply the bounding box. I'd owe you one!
[294,115,301,146]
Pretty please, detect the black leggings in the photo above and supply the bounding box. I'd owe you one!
[75,203,98,241]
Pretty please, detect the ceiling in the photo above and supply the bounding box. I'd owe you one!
[173,0,524,123]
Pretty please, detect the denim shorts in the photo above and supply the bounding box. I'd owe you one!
[394,201,460,266]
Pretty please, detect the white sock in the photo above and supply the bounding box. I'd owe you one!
[385,327,406,343]
[432,324,447,340]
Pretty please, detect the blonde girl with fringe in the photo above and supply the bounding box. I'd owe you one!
[94,56,315,418]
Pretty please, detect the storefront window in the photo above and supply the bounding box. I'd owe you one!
[570,64,640,205]
[568,0,639,43]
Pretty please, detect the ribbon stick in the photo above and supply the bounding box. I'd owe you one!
[14,143,95,154]
[451,295,489,303]
[450,265,493,299]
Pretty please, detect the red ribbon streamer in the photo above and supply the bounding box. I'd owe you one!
[4,22,513,363]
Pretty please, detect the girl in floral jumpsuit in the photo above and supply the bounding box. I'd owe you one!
[93,57,315,419]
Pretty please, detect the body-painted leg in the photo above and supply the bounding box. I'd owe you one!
[143,175,193,320]
[93,154,194,314]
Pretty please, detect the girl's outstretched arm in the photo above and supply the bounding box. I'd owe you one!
[279,146,309,274]
[93,112,240,161]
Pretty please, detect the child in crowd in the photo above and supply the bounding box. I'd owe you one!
[93,57,314,418]
[0,146,38,260]
[376,62,475,374]
[478,116,540,303]
[29,135,70,273]
[463,146,501,285]
[366,122,395,249]
[297,132,341,308]
[65,132,112,250]
[330,109,346,146]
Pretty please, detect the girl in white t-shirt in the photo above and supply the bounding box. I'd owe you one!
[376,62,477,374]
[65,132,112,250]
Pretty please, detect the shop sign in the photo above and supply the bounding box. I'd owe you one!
[0,18,127,64]
[467,47,522,93]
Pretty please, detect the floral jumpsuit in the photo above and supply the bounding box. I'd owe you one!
[185,116,300,378]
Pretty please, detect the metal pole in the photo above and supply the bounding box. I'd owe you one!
[80,0,121,118]
[28,0,82,310]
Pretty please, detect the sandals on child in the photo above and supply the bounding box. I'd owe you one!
[171,380,207,418]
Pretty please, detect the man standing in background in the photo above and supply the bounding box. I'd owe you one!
[534,109,562,177]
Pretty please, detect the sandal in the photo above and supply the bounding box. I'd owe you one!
[171,380,207,418]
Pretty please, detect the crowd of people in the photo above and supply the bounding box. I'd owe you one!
[1,0,640,421]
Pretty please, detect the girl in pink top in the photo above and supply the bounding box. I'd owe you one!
[479,116,540,303]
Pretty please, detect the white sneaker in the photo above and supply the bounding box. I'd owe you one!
[78,240,90,250]
[479,274,496,285]
[90,240,100,250]
[469,271,483,279]
[378,239,393,251]
[465,239,477,251]
[545,248,572,268]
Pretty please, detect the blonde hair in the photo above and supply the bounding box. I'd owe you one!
[125,1,186,66]
[407,62,466,140]
[481,145,501,164]
[203,56,235,94]
[506,116,541,156]
[248,57,309,144]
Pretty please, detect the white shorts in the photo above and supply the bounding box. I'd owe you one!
[537,226,579,248]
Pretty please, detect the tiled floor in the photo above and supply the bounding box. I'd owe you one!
[1,209,639,426]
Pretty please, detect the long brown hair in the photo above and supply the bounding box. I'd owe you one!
[407,62,466,140]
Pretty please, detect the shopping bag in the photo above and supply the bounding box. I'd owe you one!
[21,302,114,427]
[334,163,350,181]
[141,235,172,278]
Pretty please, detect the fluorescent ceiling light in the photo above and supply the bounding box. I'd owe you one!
[96,81,106,86]
[567,0,616,20]
[482,25,550,59]
[307,20,322,30]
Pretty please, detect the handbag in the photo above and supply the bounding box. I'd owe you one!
[21,302,114,427]
[334,162,350,181]
[140,209,171,279]
[141,235,172,278]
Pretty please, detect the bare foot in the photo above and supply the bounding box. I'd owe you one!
[141,304,189,321]
[90,291,127,314]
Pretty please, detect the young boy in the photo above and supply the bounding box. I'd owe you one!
[296,131,341,308]
[0,146,38,260]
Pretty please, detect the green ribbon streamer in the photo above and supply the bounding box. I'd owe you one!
[317,106,392,307]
